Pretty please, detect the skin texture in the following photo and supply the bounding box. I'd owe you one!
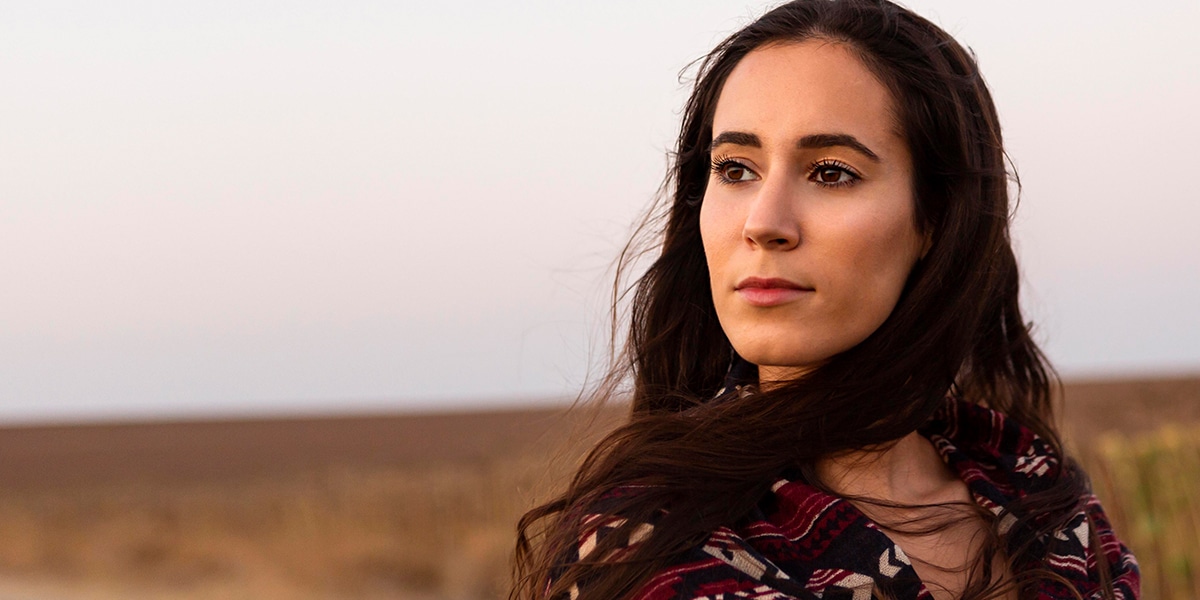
[700,41,1012,600]
[818,431,1008,600]
[700,40,929,385]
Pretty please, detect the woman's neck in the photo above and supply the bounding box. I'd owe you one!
[814,431,960,505]
[813,432,1007,600]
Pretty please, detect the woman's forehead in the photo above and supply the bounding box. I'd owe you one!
[711,40,903,151]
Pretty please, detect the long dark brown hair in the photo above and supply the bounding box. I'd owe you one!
[514,1,1105,598]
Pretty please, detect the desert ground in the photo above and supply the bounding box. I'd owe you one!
[0,375,1196,599]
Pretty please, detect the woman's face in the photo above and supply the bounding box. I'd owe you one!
[700,40,929,385]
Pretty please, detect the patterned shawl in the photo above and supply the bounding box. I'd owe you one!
[565,398,1140,599]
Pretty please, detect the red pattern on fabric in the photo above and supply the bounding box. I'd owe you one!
[560,397,1140,599]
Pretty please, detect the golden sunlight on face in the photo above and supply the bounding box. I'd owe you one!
[700,40,929,385]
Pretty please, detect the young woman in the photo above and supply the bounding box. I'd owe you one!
[514,1,1140,599]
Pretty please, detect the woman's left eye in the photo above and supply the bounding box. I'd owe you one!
[808,161,860,187]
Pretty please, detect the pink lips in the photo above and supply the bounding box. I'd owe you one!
[735,277,813,307]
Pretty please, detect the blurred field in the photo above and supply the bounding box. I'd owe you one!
[0,376,1196,599]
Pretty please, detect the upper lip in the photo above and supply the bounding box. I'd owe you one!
[735,277,813,291]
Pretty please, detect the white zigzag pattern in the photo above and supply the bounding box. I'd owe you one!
[702,530,794,583]
[878,545,911,578]
[578,517,654,561]
[806,569,875,600]
[1048,552,1088,575]
[1052,516,1089,548]
[1014,453,1052,477]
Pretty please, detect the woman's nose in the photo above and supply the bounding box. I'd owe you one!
[742,176,800,250]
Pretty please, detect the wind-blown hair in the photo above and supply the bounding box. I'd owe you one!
[514,1,1103,599]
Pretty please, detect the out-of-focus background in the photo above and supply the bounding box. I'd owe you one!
[1,0,1197,598]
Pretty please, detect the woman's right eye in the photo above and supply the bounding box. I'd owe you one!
[711,158,759,184]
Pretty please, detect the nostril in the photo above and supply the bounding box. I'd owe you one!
[742,222,799,249]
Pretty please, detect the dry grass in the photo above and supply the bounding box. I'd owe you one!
[0,377,1196,599]
[0,452,577,599]
[1089,424,1200,600]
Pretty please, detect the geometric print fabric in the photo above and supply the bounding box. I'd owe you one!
[564,397,1139,599]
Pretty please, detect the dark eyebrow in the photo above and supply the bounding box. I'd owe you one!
[710,130,881,162]
[798,133,880,162]
[710,131,761,150]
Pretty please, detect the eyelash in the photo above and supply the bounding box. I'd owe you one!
[807,159,861,188]
[708,156,863,188]
[709,155,753,185]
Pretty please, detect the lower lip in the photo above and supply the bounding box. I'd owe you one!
[736,287,812,307]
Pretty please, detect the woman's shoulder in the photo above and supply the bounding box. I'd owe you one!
[921,396,1141,598]
[919,396,1064,501]
[559,397,1140,599]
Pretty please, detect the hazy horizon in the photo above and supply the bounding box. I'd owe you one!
[3,1,1198,423]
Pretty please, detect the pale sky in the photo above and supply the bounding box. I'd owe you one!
[2,1,1198,422]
